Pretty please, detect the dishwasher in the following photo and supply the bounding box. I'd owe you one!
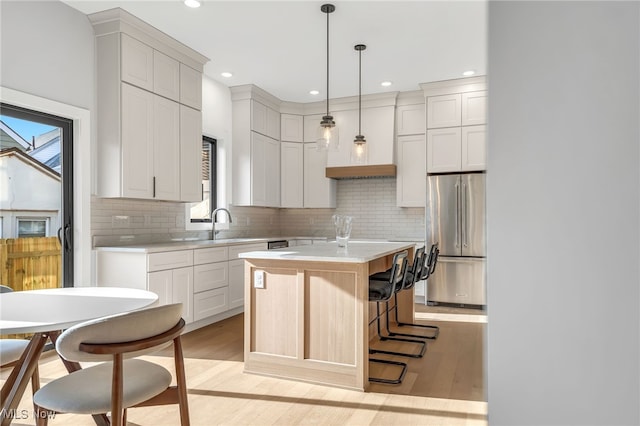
[267,240,288,250]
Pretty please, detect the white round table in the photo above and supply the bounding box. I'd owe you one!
[0,287,158,334]
[0,287,158,426]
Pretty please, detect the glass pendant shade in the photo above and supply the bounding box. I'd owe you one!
[317,115,339,151]
[317,4,338,152]
[351,135,367,164]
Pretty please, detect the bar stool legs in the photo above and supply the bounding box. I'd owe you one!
[391,293,440,340]
[369,301,427,359]
[369,358,407,385]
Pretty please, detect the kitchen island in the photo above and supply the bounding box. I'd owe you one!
[239,241,415,391]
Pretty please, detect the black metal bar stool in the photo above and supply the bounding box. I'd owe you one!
[369,250,427,362]
[391,243,441,339]
[368,250,409,384]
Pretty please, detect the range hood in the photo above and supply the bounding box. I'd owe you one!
[325,164,396,179]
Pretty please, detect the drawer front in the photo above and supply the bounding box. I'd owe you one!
[193,262,228,293]
[427,257,486,305]
[147,250,193,272]
[194,287,228,321]
[194,246,228,265]
[228,243,268,259]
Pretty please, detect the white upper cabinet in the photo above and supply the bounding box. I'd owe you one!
[397,134,426,207]
[461,91,487,126]
[267,107,280,140]
[396,103,425,135]
[281,114,304,142]
[251,100,267,135]
[427,94,462,129]
[153,50,180,102]
[153,95,181,201]
[304,143,336,208]
[280,142,304,208]
[303,114,323,143]
[121,33,153,91]
[427,127,462,173]
[251,100,280,140]
[121,83,154,199]
[231,88,282,208]
[461,125,486,171]
[91,9,207,201]
[180,105,203,202]
[180,63,202,110]
[328,106,395,167]
[251,132,280,207]
[422,77,487,173]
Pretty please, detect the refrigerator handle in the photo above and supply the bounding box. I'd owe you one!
[455,181,460,248]
[462,181,467,248]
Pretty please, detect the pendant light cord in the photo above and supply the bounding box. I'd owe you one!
[326,9,330,117]
[358,48,362,135]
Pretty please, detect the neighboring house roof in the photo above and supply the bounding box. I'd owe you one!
[30,129,61,172]
[0,147,61,180]
[0,120,31,151]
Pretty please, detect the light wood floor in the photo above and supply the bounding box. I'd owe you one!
[2,308,486,425]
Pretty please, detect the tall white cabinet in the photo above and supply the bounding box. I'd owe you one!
[231,86,281,207]
[422,77,487,173]
[280,113,304,208]
[395,93,426,207]
[90,9,208,202]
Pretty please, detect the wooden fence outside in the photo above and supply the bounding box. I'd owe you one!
[0,237,62,291]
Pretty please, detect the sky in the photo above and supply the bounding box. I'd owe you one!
[1,115,57,144]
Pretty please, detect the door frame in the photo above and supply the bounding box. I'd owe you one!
[1,102,74,286]
[0,86,91,287]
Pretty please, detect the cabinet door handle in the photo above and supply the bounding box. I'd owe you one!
[153,176,156,198]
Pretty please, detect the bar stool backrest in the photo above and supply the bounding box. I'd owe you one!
[387,250,409,298]
[403,246,426,291]
[421,243,439,280]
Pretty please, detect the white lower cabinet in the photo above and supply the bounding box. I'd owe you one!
[194,287,228,321]
[148,266,194,324]
[96,241,267,331]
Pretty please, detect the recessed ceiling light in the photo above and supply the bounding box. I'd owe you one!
[309,90,320,95]
[220,72,233,78]
[463,70,476,76]
[381,81,392,87]
[184,0,201,8]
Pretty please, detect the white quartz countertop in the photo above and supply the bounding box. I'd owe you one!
[93,237,326,253]
[239,241,415,263]
[94,238,274,253]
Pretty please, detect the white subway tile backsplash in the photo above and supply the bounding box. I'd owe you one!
[91,177,425,246]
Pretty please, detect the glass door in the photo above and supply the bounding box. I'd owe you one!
[0,103,73,290]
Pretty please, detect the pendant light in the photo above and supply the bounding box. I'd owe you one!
[351,44,367,164]
[317,4,339,151]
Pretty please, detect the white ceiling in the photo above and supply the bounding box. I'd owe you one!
[62,0,487,103]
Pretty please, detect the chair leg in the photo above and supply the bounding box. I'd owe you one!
[390,293,440,340]
[174,337,190,426]
[369,301,427,359]
[34,404,51,426]
[111,354,124,426]
[369,358,407,385]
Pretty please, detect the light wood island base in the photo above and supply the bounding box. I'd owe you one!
[241,242,415,391]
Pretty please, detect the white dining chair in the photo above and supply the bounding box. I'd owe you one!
[32,303,190,426]
[0,285,40,394]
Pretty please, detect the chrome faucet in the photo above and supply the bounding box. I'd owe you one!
[211,207,233,240]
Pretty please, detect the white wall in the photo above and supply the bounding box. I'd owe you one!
[0,1,94,109]
[487,2,639,424]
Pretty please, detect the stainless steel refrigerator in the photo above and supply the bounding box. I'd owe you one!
[426,173,486,306]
